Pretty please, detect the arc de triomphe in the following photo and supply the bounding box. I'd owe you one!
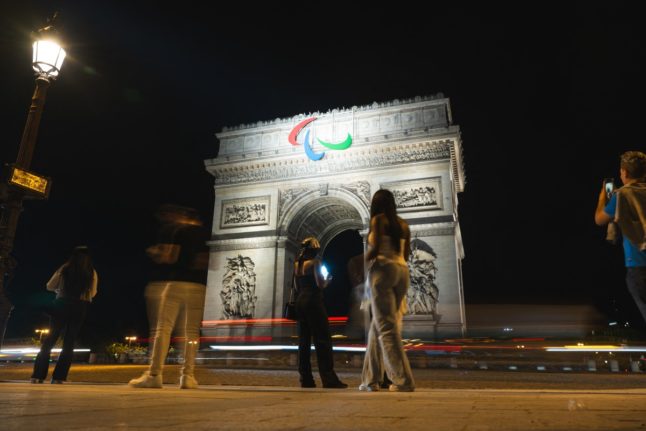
[203,94,466,338]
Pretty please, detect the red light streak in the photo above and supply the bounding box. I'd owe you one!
[201,316,348,327]
[200,336,273,343]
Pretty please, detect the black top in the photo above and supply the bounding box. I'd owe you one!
[149,223,209,284]
[294,260,317,291]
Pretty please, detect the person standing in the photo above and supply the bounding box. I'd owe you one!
[31,246,98,384]
[129,205,209,389]
[595,151,646,326]
[294,237,347,388]
[360,189,415,392]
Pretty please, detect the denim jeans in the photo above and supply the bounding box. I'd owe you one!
[626,267,646,325]
[32,298,88,381]
[361,262,415,388]
[145,281,206,377]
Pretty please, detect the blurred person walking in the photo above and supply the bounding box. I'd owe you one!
[595,151,646,325]
[31,246,98,384]
[294,237,347,388]
[360,189,415,392]
[129,205,209,389]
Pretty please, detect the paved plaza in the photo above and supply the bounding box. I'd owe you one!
[1,364,645,430]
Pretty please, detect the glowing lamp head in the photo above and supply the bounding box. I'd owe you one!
[32,25,66,79]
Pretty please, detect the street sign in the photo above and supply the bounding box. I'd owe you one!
[4,165,51,199]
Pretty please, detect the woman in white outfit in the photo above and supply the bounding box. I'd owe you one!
[360,189,415,392]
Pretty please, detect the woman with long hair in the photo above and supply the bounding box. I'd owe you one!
[31,246,98,384]
[294,237,347,388]
[360,189,415,392]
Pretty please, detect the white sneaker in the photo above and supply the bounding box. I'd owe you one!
[179,375,198,389]
[129,371,162,388]
[359,383,379,392]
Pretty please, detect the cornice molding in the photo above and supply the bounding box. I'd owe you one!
[410,222,456,237]
[218,94,446,134]
[207,237,279,252]
[210,140,452,186]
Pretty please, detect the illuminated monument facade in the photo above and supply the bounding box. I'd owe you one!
[203,95,466,337]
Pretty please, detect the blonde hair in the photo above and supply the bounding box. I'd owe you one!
[297,237,321,263]
[300,237,320,250]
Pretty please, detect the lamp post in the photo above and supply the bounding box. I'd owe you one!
[125,336,137,347]
[0,15,66,348]
[35,328,50,344]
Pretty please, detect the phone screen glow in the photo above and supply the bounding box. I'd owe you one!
[605,182,613,194]
[320,264,329,279]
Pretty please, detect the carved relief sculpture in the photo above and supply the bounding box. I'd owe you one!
[339,181,371,207]
[407,239,440,320]
[382,177,442,212]
[278,186,313,218]
[220,255,258,319]
[220,196,270,228]
[212,141,452,186]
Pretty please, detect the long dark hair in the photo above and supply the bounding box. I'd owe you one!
[370,189,402,252]
[60,246,94,296]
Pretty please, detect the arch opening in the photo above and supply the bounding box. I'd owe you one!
[321,229,364,322]
[284,196,365,329]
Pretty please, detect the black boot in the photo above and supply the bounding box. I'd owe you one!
[323,380,348,389]
[321,373,348,389]
[300,375,316,388]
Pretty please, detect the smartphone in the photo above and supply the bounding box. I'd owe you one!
[604,178,614,198]
[320,264,329,279]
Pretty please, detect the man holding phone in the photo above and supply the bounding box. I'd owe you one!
[595,151,646,325]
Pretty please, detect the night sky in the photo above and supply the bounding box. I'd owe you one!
[1,1,644,345]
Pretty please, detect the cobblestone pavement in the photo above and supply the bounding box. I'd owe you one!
[2,363,646,390]
[2,364,646,430]
[1,379,645,430]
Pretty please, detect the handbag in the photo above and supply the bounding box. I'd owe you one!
[283,274,297,320]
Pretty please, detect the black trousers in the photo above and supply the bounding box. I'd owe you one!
[32,298,88,381]
[295,287,338,384]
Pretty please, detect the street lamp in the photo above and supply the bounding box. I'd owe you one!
[125,336,137,347]
[35,328,50,343]
[0,14,66,348]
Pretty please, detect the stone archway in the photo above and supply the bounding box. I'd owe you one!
[203,95,467,337]
[281,193,366,326]
[279,188,369,248]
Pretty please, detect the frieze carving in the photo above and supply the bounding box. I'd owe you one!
[220,255,257,319]
[279,186,315,218]
[339,181,371,207]
[212,140,452,186]
[382,177,442,212]
[407,239,440,320]
[220,196,270,228]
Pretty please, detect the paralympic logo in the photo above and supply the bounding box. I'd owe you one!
[288,117,352,161]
